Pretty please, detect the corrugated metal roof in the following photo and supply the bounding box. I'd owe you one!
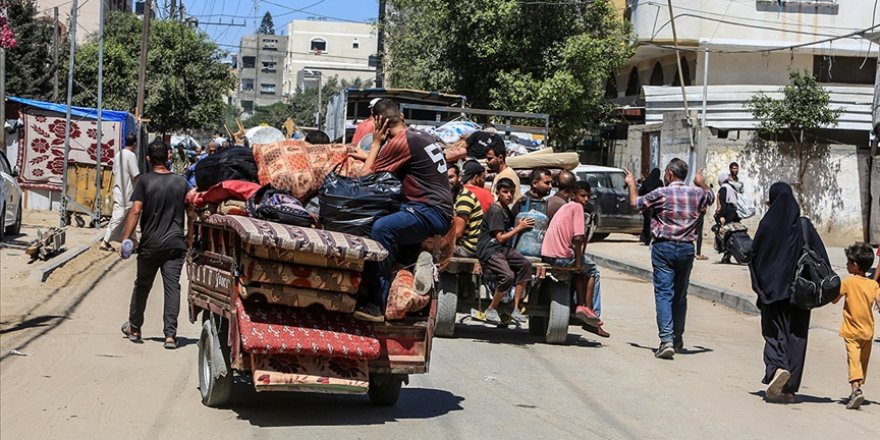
[642,85,873,131]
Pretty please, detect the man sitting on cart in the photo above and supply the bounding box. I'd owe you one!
[476,178,534,325]
[513,167,552,214]
[353,98,454,322]
[541,181,610,338]
[448,164,483,258]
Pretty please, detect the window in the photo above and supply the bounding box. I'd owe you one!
[671,56,692,86]
[625,67,640,96]
[649,62,664,86]
[352,39,360,49]
[262,38,278,50]
[261,83,276,94]
[241,100,254,112]
[813,56,876,84]
[0,151,11,175]
[241,56,255,69]
[608,172,627,190]
[261,61,277,72]
[241,79,254,92]
[310,38,327,52]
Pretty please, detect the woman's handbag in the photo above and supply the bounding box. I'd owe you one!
[789,217,840,310]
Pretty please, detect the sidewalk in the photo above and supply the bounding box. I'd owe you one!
[585,233,848,316]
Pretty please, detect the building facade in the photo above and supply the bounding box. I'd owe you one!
[235,34,289,113]
[36,0,131,43]
[282,19,377,95]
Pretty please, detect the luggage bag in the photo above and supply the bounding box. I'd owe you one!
[725,230,753,264]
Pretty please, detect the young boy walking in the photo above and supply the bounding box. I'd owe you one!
[832,242,880,410]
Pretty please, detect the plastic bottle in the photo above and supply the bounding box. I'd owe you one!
[121,239,134,260]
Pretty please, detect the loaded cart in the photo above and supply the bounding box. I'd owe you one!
[187,214,436,407]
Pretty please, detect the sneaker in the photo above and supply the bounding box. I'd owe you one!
[510,309,527,323]
[353,303,385,323]
[766,369,790,401]
[575,306,601,326]
[581,324,610,338]
[412,251,435,295]
[164,336,177,350]
[846,389,864,410]
[484,308,502,325]
[655,342,674,359]
[673,341,684,353]
[120,322,142,342]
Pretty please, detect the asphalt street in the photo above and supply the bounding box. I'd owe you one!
[1,253,877,440]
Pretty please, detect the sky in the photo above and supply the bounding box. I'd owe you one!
[178,0,379,56]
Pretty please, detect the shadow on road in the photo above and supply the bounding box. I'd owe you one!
[145,336,198,349]
[0,315,67,334]
[229,387,464,427]
[627,342,714,356]
[447,324,602,347]
[748,390,845,405]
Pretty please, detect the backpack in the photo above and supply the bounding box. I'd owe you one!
[789,217,840,310]
[194,147,258,191]
[723,183,756,219]
[246,185,316,228]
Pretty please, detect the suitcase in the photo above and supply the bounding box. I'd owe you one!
[725,230,753,264]
[194,146,258,191]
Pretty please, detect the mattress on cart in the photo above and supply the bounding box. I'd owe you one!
[251,353,369,394]
[204,215,388,265]
[239,253,361,294]
[235,297,380,360]
[240,283,357,314]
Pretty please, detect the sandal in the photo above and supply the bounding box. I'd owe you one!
[846,389,864,410]
[121,322,142,342]
[99,242,115,252]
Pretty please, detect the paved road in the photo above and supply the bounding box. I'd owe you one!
[1,256,877,440]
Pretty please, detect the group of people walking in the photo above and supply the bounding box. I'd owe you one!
[628,158,879,408]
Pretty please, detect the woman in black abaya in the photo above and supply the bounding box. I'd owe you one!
[638,168,663,244]
[749,182,830,403]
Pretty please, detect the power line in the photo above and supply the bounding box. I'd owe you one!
[214,42,374,62]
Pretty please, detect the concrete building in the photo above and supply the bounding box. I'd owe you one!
[235,34,288,113]
[282,19,377,95]
[606,0,878,245]
[36,0,131,44]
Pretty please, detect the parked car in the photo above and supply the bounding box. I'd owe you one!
[572,164,642,241]
[0,150,23,241]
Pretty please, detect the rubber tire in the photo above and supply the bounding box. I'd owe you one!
[435,273,458,337]
[198,316,234,407]
[0,201,5,241]
[590,232,609,242]
[545,280,571,345]
[368,373,405,406]
[528,285,547,336]
[5,201,21,235]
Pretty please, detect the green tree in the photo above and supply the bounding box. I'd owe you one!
[385,0,633,145]
[258,11,275,35]
[4,0,55,100]
[68,12,235,133]
[746,70,843,200]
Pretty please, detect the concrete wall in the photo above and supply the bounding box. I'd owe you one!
[283,20,377,95]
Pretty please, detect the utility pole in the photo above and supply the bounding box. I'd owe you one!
[60,0,79,227]
[135,0,152,120]
[93,0,106,222]
[52,7,60,101]
[376,0,386,88]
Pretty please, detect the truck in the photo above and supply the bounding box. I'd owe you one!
[186,214,437,407]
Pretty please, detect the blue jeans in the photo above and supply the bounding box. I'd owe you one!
[542,255,602,316]
[651,241,695,344]
[366,202,451,308]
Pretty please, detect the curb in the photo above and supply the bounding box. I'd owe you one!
[585,251,760,316]
[30,231,105,283]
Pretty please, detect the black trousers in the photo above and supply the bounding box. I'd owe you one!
[128,249,185,338]
[641,208,653,244]
[760,300,811,393]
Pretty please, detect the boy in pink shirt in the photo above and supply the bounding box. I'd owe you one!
[541,181,609,337]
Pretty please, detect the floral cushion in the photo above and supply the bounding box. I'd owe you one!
[240,253,361,294]
[385,269,431,321]
[236,297,380,360]
[251,353,368,394]
[204,214,388,262]
[244,245,366,271]
[241,283,357,314]
[252,140,364,201]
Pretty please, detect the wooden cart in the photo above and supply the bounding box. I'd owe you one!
[187,219,436,407]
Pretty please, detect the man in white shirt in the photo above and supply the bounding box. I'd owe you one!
[101,133,140,251]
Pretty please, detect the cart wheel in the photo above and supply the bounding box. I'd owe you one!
[435,273,458,338]
[528,287,547,337]
[368,373,406,406]
[545,280,571,345]
[198,316,233,407]
[74,215,85,228]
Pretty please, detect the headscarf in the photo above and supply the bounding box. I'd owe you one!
[750,182,803,305]
[639,168,663,196]
[717,171,737,204]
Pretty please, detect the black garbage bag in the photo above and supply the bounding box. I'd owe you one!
[318,169,404,237]
[194,147,258,191]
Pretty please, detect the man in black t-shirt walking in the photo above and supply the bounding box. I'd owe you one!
[120,140,193,349]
